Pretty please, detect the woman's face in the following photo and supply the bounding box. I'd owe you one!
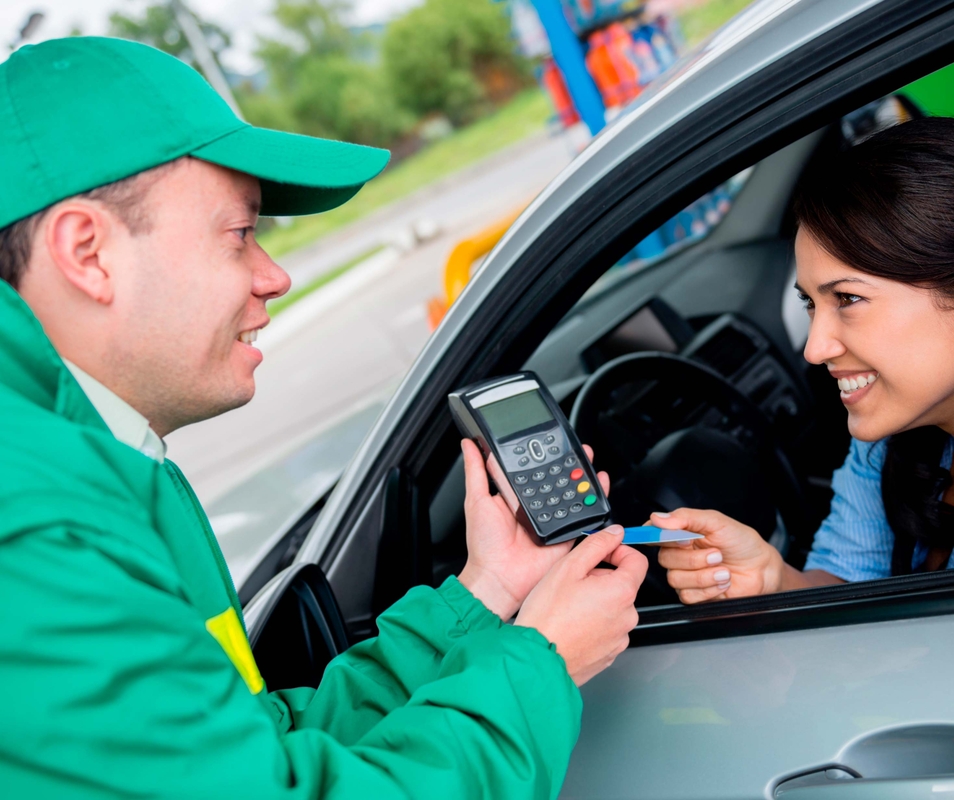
[796,228,954,442]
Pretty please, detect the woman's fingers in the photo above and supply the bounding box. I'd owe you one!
[651,508,733,536]
[658,546,722,571]
[675,584,730,604]
[666,565,731,591]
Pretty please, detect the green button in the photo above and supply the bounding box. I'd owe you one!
[584,495,597,506]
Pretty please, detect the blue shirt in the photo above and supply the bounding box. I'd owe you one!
[804,436,954,581]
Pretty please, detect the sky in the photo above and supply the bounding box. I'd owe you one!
[1,0,425,72]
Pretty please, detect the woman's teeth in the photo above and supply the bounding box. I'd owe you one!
[837,373,878,394]
[238,329,259,345]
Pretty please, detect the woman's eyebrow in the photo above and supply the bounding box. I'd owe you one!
[795,277,876,295]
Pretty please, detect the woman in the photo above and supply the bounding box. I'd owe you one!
[655,116,954,604]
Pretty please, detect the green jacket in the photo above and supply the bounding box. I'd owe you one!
[0,280,582,799]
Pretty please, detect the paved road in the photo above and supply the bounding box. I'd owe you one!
[166,127,580,505]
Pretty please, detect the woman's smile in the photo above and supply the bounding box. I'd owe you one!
[830,369,879,406]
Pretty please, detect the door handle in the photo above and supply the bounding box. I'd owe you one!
[774,725,954,797]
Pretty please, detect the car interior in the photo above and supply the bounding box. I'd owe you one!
[251,46,954,691]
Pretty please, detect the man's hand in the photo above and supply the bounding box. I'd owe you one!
[457,438,610,620]
[515,528,648,686]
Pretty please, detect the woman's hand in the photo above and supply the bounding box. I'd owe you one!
[458,439,610,620]
[652,508,784,604]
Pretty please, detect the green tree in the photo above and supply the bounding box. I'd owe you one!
[108,2,231,74]
[382,0,529,126]
[253,0,413,147]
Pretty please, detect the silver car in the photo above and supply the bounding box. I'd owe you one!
[232,1,954,796]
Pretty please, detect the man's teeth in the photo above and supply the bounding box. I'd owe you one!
[238,329,259,345]
[837,373,878,393]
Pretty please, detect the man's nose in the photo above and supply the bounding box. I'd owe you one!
[253,249,292,301]
[802,311,846,365]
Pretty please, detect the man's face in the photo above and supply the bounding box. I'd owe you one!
[109,158,290,432]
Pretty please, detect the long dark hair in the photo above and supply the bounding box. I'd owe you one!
[793,116,954,575]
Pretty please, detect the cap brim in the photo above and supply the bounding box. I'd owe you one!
[191,125,390,217]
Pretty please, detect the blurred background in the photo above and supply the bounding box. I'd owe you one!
[3,0,756,516]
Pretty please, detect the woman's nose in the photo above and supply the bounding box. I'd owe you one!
[802,313,846,365]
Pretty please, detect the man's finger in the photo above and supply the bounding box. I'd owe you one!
[605,544,649,588]
[461,439,490,502]
[567,526,625,573]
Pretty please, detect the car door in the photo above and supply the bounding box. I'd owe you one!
[245,0,954,795]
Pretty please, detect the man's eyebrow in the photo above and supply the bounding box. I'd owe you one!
[794,277,875,295]
[245,196,262,217]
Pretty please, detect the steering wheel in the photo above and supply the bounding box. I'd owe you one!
[570,352,809,555]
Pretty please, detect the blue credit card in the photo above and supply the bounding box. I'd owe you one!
[584,526,704,545]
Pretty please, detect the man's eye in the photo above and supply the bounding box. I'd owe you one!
[797,292,814,310]
[234,226,252,241]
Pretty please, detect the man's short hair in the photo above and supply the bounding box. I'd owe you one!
[0,159,180,290]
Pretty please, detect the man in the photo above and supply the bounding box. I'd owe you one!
[0,37,647,798]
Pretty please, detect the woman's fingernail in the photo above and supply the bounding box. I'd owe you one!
[713,569,730,583]
[706,551,723,565]
[717,581,731,591]
[653,511,671,518]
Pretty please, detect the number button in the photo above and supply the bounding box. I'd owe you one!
[546,495,561,506]
[514,474,529,485]
[532,470,546,482]
[549,465,562,475]
[522,487,536,497]
[537,513,552,523]
[529,499,544,510]
[529,439,546,462]
[556,477,569,488]
[554,508,568,519]
[564,455,578,467]
[563,490,576,501]
[569,503,583,513]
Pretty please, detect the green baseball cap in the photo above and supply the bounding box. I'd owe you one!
[0,36,390,229]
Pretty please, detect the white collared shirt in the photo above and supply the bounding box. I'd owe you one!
[63,360,167,463]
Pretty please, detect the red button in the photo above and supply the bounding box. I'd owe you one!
[570,468,584,481]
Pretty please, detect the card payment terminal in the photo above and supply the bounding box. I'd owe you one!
[449,372,611,545]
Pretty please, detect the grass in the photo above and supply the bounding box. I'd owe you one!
[267,245,384,316]
[677,0,759,48]
[258,88,552,259]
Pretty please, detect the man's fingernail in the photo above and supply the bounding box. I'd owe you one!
[713,569,730,583]
[706,551,723,565]
[653,511,671,518]
[606,525,624,536]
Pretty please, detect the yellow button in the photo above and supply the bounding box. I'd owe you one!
[577,481,591,493]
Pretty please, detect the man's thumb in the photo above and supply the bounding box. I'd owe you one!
[569,526,625,572]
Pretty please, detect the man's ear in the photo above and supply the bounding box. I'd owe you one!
[44,201,115,305]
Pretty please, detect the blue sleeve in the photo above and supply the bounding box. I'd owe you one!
[803,438,895,582]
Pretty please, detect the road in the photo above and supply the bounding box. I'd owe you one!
[166,126,581,505]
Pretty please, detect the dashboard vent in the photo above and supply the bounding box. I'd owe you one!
[693,326,758,377]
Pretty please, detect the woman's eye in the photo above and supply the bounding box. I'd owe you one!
[797,292,814,310]
[837,293,861,308]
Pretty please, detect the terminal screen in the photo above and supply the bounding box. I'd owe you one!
[480,390,554,440]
